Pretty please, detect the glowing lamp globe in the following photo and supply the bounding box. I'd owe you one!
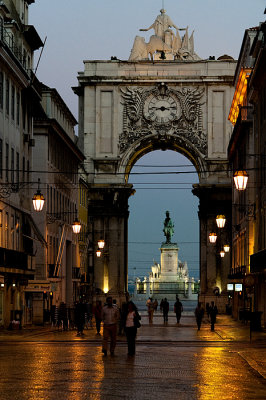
[209,232,217,243]
[224,244,230,253]
[32,190,45,212]
[96,249,102,257]
[72,218,81,234]
[234,170,248,191]
[216,215,226,228]
[98,239,105,249]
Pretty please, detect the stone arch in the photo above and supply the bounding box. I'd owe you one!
[118,131,208,182]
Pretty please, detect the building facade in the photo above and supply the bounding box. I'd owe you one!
[228,21,266,328]
[0,0,43,327]
[31,84,84,324]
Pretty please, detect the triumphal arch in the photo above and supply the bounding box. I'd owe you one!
[74,9,237,306]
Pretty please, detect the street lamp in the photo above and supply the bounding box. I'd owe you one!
[98,239,105,249]
[72,217,81,234]
[224,244,230,253]
[32,179,45,212]
[209,232,217,243]
[234,170,248,191]
[216,215,226,228]
[96,248,102,257]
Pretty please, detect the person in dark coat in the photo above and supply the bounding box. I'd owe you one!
[162,298,169,323]
[174,296,183,324]
[75,300,86,336]
[124,301,141,356]
[194,302,204,330]
[209,301,218,331]
[93,300,102,335]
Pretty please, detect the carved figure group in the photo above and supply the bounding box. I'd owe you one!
[129,9,200,61]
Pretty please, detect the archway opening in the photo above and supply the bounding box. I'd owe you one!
[128,149,199,307]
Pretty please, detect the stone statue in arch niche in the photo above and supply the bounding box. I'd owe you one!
[163,210,174,244]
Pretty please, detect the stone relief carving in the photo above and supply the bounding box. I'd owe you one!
[129,9,201,61]
[119,84,206,156]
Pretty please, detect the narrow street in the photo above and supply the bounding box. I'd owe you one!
[0,314,265,400]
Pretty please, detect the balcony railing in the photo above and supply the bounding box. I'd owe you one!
[0,25,30,75]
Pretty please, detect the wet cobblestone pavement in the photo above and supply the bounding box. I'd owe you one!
[0,313,265,399]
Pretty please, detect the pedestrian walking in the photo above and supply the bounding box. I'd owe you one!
[59,302,68,330]
[160,298,164,312]
[206,302,210,318]
[194,302,204,330]
[93,300,102,335]
[124,301,141,356]
[209,301,218,331]
[174,296,183,324]
[153,299,158,312]
[102,296,119,356]
[162,297,169,323]
[119,302,128,335]
[146,297,154,323]
[74,299,86,336]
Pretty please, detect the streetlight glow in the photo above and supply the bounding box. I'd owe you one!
[234,170,248,191]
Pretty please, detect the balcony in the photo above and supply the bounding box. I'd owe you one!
[0,247,28,270]
[228,265,246,279]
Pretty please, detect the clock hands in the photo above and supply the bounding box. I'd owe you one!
[149,106,176,111]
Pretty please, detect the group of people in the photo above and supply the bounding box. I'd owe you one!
[74,296,219,357]
[75,296,141,357]
[101,296,141,356]
[194,301,218,331]
[146,296,184,324]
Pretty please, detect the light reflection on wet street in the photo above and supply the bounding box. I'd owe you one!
[0,342,265,400]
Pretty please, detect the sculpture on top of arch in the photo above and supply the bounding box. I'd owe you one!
[129,9,201,61]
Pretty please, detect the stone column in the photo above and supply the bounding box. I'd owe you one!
[88,185,134,304]
[193,184,232,299]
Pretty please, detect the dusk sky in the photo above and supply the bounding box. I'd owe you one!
[30,1,265,279]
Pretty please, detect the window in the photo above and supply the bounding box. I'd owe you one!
[16,91,20,125]
[15,216,19,251]
[5,78,9,115]
[0,72,3,109]
[22,156,25,183]
[11,214,14,249]
[0,17,3,40]
[5,143,8,182]
[22,101,26,130]
[27,160,29,192]
[5,212,8,248]
[16,152,19,184]
[0,139,2,179]
[0,210,2,247]
[11,148,14,183]
[11,85,15,120]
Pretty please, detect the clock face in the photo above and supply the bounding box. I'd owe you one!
[143,94,181,124]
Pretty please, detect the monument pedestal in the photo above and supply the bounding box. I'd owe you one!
[160,243,179,282]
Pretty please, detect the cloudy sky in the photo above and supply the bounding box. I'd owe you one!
[30,0,265,279]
